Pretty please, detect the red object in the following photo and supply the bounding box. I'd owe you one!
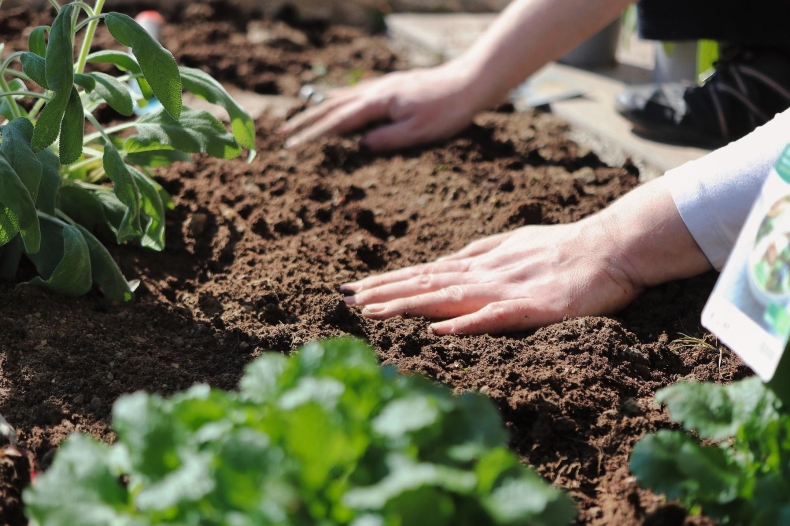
[134,11,164,41]
[135,10,165,25]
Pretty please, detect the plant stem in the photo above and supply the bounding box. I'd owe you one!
[83,121,135,144]
[0,49,28,119]
[70,1,95,16]
[64,153,102,174]
[28,97,47,120]
[75,14,106,34]
[75,0,106,75]
[54,209,78,227]
[82,146,103,157]
[47,0,61,12]
[0,52,26,80]
[0,91,51,100]
[75,180,112,192]
[0,78,22,120]
[85,113,114,145]
[37,211,68,227]
[4,69,33,83]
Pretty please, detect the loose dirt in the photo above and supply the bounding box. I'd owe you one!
[0,2,744,524]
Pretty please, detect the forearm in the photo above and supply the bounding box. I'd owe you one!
[458,0,635,109]
[592,177,713,290]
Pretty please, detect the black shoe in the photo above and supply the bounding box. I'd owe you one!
[615,47,790,148]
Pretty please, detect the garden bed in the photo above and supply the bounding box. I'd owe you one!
[0,2,748,525]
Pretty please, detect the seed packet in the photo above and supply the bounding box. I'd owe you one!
[702,145,790,382]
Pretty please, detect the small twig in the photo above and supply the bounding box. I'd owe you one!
[671,333,725,378]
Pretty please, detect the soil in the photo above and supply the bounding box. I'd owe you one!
[0,2,748,525]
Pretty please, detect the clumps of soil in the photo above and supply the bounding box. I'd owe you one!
[0,0,404,100]
[0,3,744,525]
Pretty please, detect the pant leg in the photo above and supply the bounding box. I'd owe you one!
[638,0,790,47]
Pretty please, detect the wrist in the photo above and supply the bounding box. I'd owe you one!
[592,179,713,290]
[445,55,509,113]
[574,212,645,297]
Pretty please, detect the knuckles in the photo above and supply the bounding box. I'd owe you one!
[480,301,520,322]
[415,273,434,290]
[439,285,466,303]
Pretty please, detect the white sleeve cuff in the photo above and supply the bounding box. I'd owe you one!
[666,109,790,270]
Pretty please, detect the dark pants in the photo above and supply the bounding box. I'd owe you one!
[638,0,790,47]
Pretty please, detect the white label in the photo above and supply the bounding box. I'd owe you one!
[702,145,790,381]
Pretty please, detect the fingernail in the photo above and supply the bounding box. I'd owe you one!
[284,138,298,149]
[429,322,454,335]
[362,304,385,316]
[339,282,360,293]
[343,295,357,305]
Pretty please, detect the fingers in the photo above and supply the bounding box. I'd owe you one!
[340,259,471,294]
[430,299,549,335]
[346,271,476,306]
[284,97,390,149]
[436,232,512,262]
[278,95,353,135]
[360,284,509,321]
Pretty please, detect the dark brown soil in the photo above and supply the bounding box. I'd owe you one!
[0,3,748,525]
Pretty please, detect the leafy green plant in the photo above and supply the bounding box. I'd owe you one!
[630,378,790,525]
[24,338,576,526]
[0,0,255,302]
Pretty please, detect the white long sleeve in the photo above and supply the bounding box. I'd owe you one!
[666,109,790,270]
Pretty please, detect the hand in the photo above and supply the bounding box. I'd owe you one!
[279,60,493,151]
[340,218,643,335]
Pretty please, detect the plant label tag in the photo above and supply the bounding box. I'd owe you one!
[702,145,790,381]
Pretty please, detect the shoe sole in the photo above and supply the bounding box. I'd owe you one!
[615,105,726,150]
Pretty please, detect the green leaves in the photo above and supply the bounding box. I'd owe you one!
[130,167,165,251]
[34,145,60,215]
[126,107,242,159]
[32,89,71,157]
[89,72,134,116]
[26,339,577,526]
[1,118,42,201]
[23,434,133,526]
[483,471,578,526]
[86,50,153,99]
[28,26,48,58]
[24,214,92,297]
[76,224,136,303]
[102,143,142,244]
[631,431,739,505]
[180,67,256,150]
[20,53,48,89]
[0,153,40,252]
[31,4,74,155]
[45,4,74,92]
[124,149,190,168]
[631,378,790,525]
[104,13,182,120]
[656,378,779,440]
[59,87,85,165]
[87,50,143,76]
[0,2,255,302]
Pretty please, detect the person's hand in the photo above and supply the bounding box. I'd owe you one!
[340,177,714,335]
[340,218,642,335]
[279,60,493,151]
